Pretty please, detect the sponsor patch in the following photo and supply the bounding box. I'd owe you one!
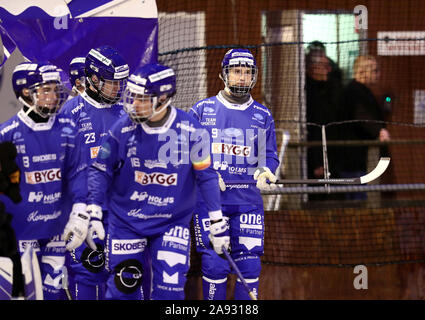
[90,146,101,159]
[211,142,251,157]
[134,171,177,186]
[25,168,61,184]
[111,239,147,254]
[18,240,40,253]
[32,154,57,163]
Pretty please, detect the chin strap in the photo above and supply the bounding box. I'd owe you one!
[19,97,52,124]
[29,92,54,119]
[85,75,109,102]
[85,85,104,103]
[72,85,84,96]
[19,97,37,117]
[221,88,251,105]
[147,97,172,121]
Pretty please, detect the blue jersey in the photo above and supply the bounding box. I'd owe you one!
[0,110,86,240]
[60,92,125,165]
[60,92,126,210]
[189,91,279,205]
[87,107,221,236]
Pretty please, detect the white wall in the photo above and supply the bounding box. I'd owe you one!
[0,47,25,124]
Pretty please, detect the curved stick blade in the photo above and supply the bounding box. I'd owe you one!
[359,157,391,184]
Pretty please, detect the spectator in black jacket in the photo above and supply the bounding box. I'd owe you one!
[305,47,342,201]
[337,55,390,200]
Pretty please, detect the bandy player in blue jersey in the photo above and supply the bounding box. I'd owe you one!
[189,49,279,300]
[60,46,129,300]
[84,63,223,300]
[0,61,86,299]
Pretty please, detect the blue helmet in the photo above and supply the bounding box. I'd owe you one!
[69,57,86,93]
[85,45,129,104]
[12,61,38,99]
[221,48,258,96]
[123,63,176,123]
[16,61,69,118]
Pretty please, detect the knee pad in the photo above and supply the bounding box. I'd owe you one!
[113,259,143,294]
[201,250,230,279]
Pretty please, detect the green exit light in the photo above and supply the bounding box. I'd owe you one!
[385,97,391,102]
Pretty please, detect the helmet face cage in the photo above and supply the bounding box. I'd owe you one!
[85,46,129,104]
[98,78,128,104]
[222,63,258,96]
[13,62,69,117]
[123,64,176,124]
[123,90,157,124]
[221,49,258,97]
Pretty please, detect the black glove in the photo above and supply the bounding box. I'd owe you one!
[0,141,22,203]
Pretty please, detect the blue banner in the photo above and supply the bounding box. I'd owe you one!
[0,0,158,72]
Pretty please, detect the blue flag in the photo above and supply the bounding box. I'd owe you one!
[0,0,158,72]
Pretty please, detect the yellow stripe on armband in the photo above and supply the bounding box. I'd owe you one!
[192,155,211,171]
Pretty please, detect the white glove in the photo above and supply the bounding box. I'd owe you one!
[253,167,277,191]
[208,218,230,255]
[63,203,89,251]
[217,171,226,192]
[85,204,105,251]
